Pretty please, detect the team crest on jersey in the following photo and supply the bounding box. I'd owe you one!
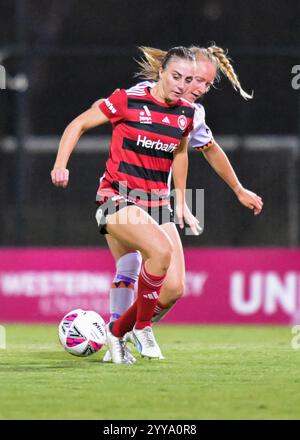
[177,115,187,131]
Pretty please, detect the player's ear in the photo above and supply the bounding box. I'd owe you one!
[158,67,164,80]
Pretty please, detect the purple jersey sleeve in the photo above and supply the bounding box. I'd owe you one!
[189,103,214,151]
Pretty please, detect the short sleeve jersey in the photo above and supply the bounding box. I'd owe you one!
[98,85,194,206]
[130,82,214,151]
[188,103,213,151]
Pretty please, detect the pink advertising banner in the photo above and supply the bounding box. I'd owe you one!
[0,248,300,324]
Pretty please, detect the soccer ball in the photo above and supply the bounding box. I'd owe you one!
[58,308,106,356]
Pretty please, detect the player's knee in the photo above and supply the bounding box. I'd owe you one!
[145,234,174,272]
[152,237,173,271]
[156,246,173,271]
[164,279,185,301]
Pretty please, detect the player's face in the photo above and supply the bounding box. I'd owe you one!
[159,58,195,103]
[184,60,217,103]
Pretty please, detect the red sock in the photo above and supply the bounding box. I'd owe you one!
[135,263,166,330]
[111,301,137,337]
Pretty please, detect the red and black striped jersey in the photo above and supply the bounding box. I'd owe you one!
[97,85,194,207]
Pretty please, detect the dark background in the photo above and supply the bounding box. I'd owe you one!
[0,0,299,246]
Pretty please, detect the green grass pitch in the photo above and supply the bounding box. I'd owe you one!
[0,324,300,420]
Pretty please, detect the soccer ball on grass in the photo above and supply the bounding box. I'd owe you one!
[58,308,106,356]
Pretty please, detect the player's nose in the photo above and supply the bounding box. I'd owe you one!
[177,78,186,92]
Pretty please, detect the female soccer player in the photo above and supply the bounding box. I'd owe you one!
[51,46,198,364]
[101,44,263,362]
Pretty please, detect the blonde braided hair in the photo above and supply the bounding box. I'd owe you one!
[190,44,253,100]
[135,44,253,100]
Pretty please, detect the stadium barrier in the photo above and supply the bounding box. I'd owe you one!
[0,248,299,325]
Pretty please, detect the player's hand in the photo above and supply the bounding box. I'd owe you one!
[176,203,202,235]
[51,168,69,188]
[235,186,263,215]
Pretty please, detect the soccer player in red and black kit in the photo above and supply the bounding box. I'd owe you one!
[94,44,264,364]
[51,47,199,364]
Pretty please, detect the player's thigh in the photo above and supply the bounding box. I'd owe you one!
[106,205,174,260]
[160,222,185,288]
[105,234,136,262]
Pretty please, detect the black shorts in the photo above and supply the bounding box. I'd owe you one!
[95,195,174,235]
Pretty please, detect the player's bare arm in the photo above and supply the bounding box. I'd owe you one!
[172,136,189,209]
[173,137,201,235]
[202,140,263,215]
[91,98,104,108]
[51,107,109,188]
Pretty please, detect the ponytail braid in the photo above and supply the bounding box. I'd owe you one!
[207,45,253,100]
